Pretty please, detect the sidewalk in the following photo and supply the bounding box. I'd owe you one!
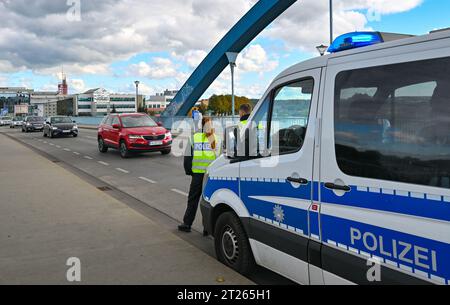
[0,133,252,285]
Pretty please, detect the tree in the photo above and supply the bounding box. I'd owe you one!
[208,95,253,115]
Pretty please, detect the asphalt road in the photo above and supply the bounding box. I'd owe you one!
[0,126,295,285]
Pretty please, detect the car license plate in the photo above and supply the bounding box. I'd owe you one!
[150,141,163,146]
[63,130,71,133]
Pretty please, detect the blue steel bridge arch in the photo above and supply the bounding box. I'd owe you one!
[160,0,298,124]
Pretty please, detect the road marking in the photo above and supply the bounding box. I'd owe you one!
[171,189,189,197]
[116,168,130,174]
[139,177,157,184]
[64,148,71,152]
[49,143,55,146]
[98,161,109,166]
[43,141,48,144]
[84,156,93,160]
[73,152,80,155]
[38,139,43,142]
[56,145,61,148]
[86,136,97,140]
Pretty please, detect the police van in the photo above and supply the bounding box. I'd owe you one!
[200,30,450,285]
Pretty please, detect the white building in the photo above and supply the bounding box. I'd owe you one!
[30,91,66,117]
[75,88,144,116]
[145,89,178,111]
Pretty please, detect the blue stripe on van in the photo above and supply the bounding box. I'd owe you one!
[321,213,449,282]
[320,184,450,222]
[240,180,311,235]
[205,178,450,222]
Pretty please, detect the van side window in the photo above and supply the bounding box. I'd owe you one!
[250,96,270,154]
[270,79,314,155]
[334,57,450,189]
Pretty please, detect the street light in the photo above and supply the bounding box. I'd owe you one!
[329,0,334,44]
[226,52,239,119]
[134,80,140,113]
[316,44,328,56]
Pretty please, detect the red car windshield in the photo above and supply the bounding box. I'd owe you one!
[121,115,158,128]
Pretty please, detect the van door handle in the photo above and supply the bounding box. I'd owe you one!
[324,182,351,192]
[287,177,308,185]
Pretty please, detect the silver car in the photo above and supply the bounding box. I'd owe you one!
[10,117,23,128]
[0,116,12,126]
[22,116,45,132]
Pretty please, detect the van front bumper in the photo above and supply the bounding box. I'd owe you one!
[200,197,214,237]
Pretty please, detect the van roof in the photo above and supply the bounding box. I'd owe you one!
[276,28,450,81]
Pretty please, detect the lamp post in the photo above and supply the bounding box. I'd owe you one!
[316,44,328,56]
[226,52,239,119]
[329,0,334,44]
[134,80,140,113]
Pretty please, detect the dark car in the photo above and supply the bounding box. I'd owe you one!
[44,116,78,138]
[22,116,45,132]
[97,113,172,158]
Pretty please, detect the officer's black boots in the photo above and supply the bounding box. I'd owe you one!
[178,224,191,233]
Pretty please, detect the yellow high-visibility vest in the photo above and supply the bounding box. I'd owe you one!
[192,133,219,174]
[238,119,248,129]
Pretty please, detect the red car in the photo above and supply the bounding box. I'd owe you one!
[97,113,172,158]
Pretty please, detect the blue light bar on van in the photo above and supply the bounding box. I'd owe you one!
[328,32,384,53]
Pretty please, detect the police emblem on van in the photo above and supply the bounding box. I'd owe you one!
[273,205,285,223]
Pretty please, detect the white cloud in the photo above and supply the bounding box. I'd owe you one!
[38,83,58,92]
[0,60,26,73]
[172,50,208,69]
[128,57,179,79]
[69,79,86,93]
[0,0,253,72]
[266,0,423,52]
[136,83,156,96]
[0,75,7,86]
[237,44,278,74]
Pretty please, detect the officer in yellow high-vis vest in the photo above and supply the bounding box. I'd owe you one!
[238,103,252,129]
[179,117,220,233]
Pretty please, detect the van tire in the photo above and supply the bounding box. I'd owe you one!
[214,212,255,276]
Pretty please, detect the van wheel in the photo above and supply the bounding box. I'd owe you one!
[98,138,108,153]
[119,140,129,158]
[214,212,255,275]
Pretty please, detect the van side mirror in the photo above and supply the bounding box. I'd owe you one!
[157,122,163,127]
[225,124,260,160]
[224,126,238,159]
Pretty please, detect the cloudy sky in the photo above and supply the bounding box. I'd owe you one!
[0,0,449,98]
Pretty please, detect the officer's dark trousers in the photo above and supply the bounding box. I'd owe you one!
[183,173,205,226]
